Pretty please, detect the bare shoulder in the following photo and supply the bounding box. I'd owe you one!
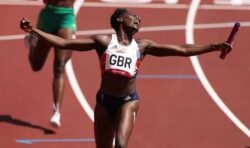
[136,39,156,54]
[93,34,112,45]
[136,39,156,47]
[92,34,112,52]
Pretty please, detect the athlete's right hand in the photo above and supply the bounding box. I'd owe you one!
[20,18,32,33]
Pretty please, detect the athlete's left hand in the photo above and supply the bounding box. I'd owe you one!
[214,42,233,54]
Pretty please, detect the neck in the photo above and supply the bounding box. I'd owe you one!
[116,29,133,46]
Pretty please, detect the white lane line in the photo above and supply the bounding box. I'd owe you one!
[0,34,25,41]
[1,22,250,41]
[65,60,94,122]
[186,0,250,138]
[1,1,250,10]
[100,0,153,3]
[65,0,94,122]
[214,0,250,5]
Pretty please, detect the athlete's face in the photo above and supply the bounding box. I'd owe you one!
[122,11,141,32]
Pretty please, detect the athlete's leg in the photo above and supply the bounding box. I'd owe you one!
[94,103,116,148]
[115,100,139,148]
[27,37,51,71]
[50,28,73,127]
[26,6,52,71]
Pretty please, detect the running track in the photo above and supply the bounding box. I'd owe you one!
[0,0,250,148]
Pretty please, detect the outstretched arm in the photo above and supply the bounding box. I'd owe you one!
[141,40,232,57]
[20,18,96,51]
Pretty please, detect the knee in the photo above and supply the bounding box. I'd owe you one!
[30,64,42,72]
[115,138,128,148]
[54,63,66,75]
[28,57,42,72]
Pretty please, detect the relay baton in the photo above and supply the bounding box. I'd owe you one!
[220,22,240,59]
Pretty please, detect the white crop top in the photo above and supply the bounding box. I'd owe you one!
[100,34,141,78]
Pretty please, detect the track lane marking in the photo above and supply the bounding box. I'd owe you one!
[186,0,250,138]
[1,1,250,10]
[1,22,250,41]
[16,138,95,144]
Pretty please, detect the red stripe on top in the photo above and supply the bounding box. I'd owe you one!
[106,69,132,78]
[136,59,141,68]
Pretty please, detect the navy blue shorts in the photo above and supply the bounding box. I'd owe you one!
[96,91,139,116]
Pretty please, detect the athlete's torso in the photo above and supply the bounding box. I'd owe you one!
[98,34,142,96]
[100,34,141,78]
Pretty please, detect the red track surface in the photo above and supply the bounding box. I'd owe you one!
[0,0,250,148]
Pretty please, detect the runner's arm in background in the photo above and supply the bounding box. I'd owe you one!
[20,18,96,51]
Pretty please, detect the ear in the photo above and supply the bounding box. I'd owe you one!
[116,17,123,23]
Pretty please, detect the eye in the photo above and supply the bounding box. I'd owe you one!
[134,15,141,22]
